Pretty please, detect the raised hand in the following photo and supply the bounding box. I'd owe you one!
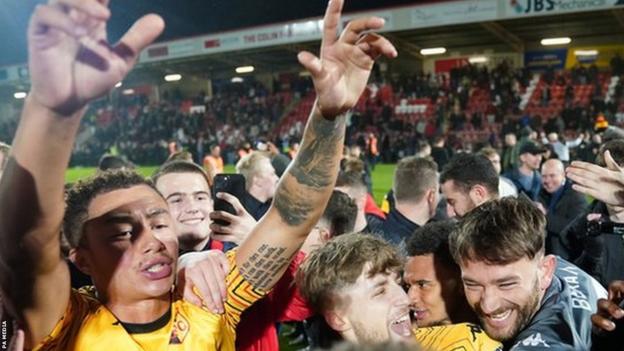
[297,0,397,119]
[566,150,624,206]
[28,0,164,115]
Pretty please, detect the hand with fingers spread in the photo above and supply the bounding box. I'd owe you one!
[592,280,624,333]
[297,0,397,119]
[28,0,164,115]
[566,150,624,206]
[177,250,230,314]
[209,192,257,245]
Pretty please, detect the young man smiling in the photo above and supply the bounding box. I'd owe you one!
[297,233,502,350]
[0,0,397,349]
[450,198,606,350]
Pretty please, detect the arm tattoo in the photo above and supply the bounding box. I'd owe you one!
[240,244,294,290]
[274,114,345,226]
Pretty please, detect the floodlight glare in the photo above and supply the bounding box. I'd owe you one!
[540,37,571,46]
[575,50,598,56]
[420,47,446,56]
[164,74,182,82]
[235,66,255,74]
[469,56,488,63]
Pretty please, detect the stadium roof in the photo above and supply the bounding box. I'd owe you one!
[1,1,624,97]
[0,0,422,67]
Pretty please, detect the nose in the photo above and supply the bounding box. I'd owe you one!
[137,223,167,255]
[183,197,199,214]
[479,287,502,315]
[407,285,422,307]
[390,280,411,308]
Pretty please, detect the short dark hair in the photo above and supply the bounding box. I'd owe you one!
[97,154,133,171]
[598,139,624,166]
[166,151,194,163]
[393,156,438,203]
[322,190,357,237]
[152,160,211,189]
[64,170,158,248]
[478,147,499,159]
[406,220,457,270]
[336,170,367,194]
[449,197,546,265]
[297,233,403,314]
[440,153,499,196]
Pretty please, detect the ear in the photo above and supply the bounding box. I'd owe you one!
[469,185,487,204]
[319,227,333,243]
[538,254,556,291]
[69,248,92,276]
[324,310,350,333]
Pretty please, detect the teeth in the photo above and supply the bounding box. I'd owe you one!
[392,315,410,325]
[147,263,164,273]
[490,310,511,321]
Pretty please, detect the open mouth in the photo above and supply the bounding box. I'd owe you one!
[141,258,173,280]
[411,309,428,321]
[389,313,413,337]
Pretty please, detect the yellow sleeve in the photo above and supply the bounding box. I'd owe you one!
[222,250,267,334]
[414,323,502,351]
[33,290,100,351]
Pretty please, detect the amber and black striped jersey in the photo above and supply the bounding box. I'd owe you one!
[33,250,265,351]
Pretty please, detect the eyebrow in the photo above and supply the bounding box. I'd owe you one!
[165,191,210,200]
[147,208,169,219]
[165,192,184,200]
[463,275,520,285]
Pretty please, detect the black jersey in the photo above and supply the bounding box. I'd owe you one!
[508,257,606,350]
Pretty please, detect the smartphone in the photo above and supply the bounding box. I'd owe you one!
[212,173,246,226]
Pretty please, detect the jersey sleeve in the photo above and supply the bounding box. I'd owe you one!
[33,289,100,351]
[222,250,268,334]
[414,323,502,351]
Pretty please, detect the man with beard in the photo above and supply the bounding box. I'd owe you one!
[297,233,502,350]
[449,198,606,350]
[440,153,499,218]
[0,0,397,349]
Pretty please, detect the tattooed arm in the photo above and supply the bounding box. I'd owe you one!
[0,1,163,346]
[235,0,397,290]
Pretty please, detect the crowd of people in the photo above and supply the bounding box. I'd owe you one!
[5,1,624,351]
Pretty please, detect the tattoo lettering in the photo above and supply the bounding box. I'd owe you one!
[240,245,293,290]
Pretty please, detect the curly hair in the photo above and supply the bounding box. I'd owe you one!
[63,170,159,248]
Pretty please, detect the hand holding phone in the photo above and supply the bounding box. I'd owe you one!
[212,174,246,226]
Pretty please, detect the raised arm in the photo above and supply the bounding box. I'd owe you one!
[0,0,163,346]
[235,0,397,290]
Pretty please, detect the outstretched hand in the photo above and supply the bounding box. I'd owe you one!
[566,150,624,206]
[298,0,397,119]
[28,0,164,115]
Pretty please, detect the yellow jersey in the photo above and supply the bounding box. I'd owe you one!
[415,323,502,351]
[33,251,265,351]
